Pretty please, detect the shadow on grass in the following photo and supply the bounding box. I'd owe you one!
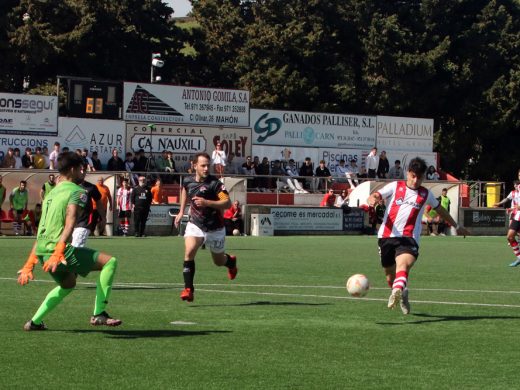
[67,329,230,339]
[190,300,331,308]
[376,312,520,325]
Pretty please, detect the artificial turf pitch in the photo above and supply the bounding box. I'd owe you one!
[0,235,518,389]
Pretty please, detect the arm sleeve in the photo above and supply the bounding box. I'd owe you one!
[428,190,441,208]
[377,182,396,200]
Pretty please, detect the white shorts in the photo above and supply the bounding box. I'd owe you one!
[184,222,226,254]
[72,227,90,248]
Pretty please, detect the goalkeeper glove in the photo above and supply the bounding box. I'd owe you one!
[17,251,39,286]
[43,242,67,273]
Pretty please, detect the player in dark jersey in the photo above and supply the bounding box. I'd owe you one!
[72,169,102,247]
[174,152,238,302]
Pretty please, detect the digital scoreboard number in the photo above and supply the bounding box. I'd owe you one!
[66,78,122,119]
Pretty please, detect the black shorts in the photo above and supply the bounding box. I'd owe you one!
[118,210,132,219]
[510,220,520,232]
[378,237,419,268]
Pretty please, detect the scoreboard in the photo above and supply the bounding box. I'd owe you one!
[66,78,122,119]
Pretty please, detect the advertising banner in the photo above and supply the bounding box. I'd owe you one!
[58,118,125,162]
[463,209,508,228]
[123,82,249,126]
[376,115,434,152]
[251,109,376,149]
[0,92,58,135]
[270,207,343,231]
[343,209,365,231]
[0,118,124,166]
[147,205,174,226]
[125,122,252,168]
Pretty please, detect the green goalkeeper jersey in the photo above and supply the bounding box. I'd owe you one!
[36,181,87,255]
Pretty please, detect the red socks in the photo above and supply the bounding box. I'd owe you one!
[392,271,408,291]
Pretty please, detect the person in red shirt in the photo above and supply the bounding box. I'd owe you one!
[320,189,336,207]
[95,177,113,236]
[151,178,165,204]
[224,200,244,235]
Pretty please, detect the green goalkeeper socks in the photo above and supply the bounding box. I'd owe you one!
[94,257,118,316]
[32,286,74,325]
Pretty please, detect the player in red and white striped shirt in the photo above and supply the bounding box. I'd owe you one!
[116,178,133,236]
[493,181,520,266]
[368,157,469,314]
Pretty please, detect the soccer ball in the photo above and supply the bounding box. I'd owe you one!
[232,229,240,236]
[346,274,370,297]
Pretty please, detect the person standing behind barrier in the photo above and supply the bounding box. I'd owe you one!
[40,174,56,202]
[299,157,315,192]
[10,180,29,236]
[366,147,379,179]
[48,142,60,170]
[388,160,405,179]
[22,147,33,169]
[211,142,227,178]
[151,177,165,204]
[377,151,389,179]
[320,189,336,207]
[131,175,152,237]
[107,149,125,171]
[315,160,332,191]
[437,188,451,236]
[117,178,132,236]
[33,147,46,169]
[13,148,23,169]
[1,148,16,168]
[95,177,113,236]
[91,151,102,171]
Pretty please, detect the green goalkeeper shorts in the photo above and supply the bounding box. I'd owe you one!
[38,244,100,284]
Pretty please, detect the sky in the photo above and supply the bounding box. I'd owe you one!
[167,0,192,17]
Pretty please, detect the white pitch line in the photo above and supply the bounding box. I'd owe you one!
[3,277,520,295]
[193,288,520,308]
[3,277,520,309]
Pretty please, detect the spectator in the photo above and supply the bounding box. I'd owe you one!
[320,189,336,207]
[134,149,148,172]
[107,149,125,171]
[437,188,451,236]
[346,159,360,188]
[13,148,23,169]
[335,159,349,182]
[315,160,332,191]
[34,147,47,168]
[223,199,244,235]
[117,178,132,236]
[211,142,227,177]
[22,147,33,169]
[95,177,113,236]
[225,152,241,175]
[131,175,153,237]
[255,156,271,191]
[423,204,440,235]
[286,159,308,194]
[81,148,96,171]
[299,157,315,191]
[125,152,137,185]
[1,148,16,168]
[62,146,70,153]
[335,190,349,207]
[40,173,56,202]
[241,155,257,190]
[377,150,389,178]
[366,147,379,178]
[185,156,195,174]
[42,146,50,168]
[388,160,405,179]
[272,160,289,192]
[151,177,166,204]
[49,142,60,170]
[426,165,440,180]
[0,175,5,234]
[164,151,177,182]
[361,199,386,234]
[91,151,102,171]
[9,180,29,236]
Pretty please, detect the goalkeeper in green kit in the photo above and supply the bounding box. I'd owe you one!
[17,152,122,330]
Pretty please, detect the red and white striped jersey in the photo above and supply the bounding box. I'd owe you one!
[377,181,439,242]
[117,187,133,211]
[507,188,520,221]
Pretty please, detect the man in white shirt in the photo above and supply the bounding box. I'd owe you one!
[366,147,379,178]
[345,159,360,188]
[49,142,60,170]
